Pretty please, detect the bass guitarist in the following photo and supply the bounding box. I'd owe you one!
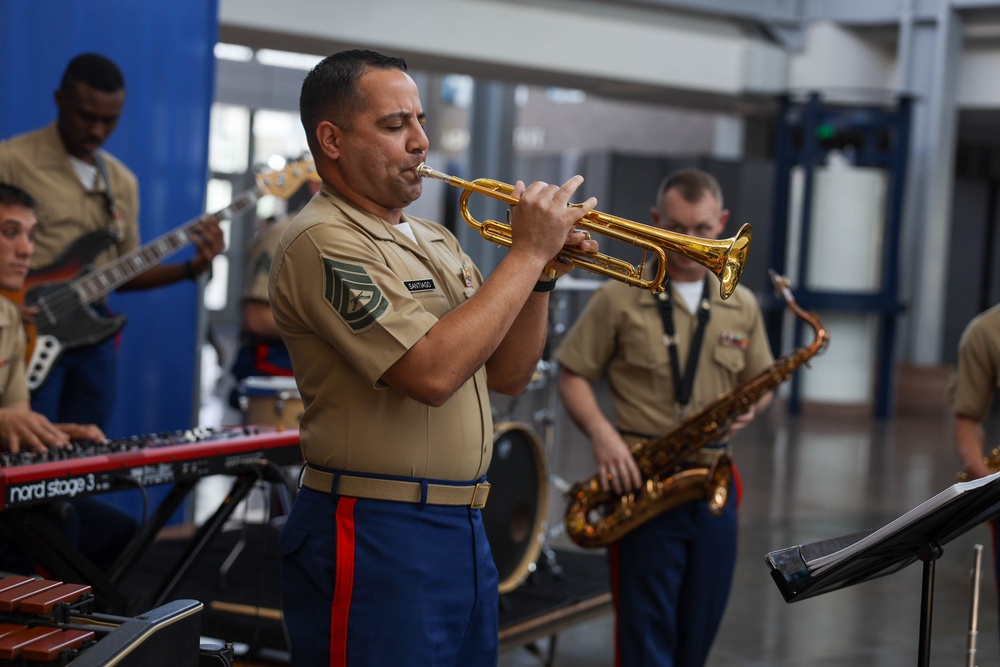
[0,53,223,430]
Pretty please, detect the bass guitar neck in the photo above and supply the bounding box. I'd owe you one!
[1,160,318,391]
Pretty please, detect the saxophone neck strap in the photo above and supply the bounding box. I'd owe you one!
[657,275,712,409]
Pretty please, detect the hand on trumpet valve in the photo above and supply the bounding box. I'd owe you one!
[569,228,596,252]
[539,229,599,281]
[509,176,597,272]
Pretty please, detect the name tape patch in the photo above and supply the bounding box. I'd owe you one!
[404,279,436,293]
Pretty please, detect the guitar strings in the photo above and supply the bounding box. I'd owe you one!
[29,189,265,320]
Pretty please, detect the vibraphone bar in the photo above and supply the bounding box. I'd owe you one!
[0,575,202,666]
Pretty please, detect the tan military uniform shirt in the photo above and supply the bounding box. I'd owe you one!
[243,218,292,303]
[555,276,773,437]
[0,298,28,408]
[269,185,492,481]
[0,123,140,269]
[952,304,1000,421]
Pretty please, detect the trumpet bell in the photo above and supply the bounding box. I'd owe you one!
[718,224,751,299]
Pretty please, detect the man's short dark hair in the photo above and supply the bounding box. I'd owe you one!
[656,168,724,209]
[299,49,408,154]
[60,53,125,94]
[0,183,36,211]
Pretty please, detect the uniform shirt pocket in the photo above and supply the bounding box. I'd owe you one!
[410,288,453,318]
[620,338,671,397]
[713,345,746,375]
[623,342,663,371]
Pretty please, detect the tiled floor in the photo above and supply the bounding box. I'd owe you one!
[198,343,1000,667]
[496,394,1000,667]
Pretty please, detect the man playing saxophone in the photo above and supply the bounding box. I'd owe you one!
[555,168,774,667]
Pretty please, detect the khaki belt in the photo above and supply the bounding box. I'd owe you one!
[301,466,490,509]
[687,446,730,467]
[684,449,726,468]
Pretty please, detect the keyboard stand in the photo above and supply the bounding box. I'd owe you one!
[0,458,296,615]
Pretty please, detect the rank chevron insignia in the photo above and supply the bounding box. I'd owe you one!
[323,258,389,331]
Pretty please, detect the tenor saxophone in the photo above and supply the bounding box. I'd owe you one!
[564,269,830,548]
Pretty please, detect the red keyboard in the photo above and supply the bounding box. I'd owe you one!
[0,426,300,511]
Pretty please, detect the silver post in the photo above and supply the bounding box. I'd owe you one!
[967,543,983,667]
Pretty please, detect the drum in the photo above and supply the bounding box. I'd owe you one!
[238,376,303,430]
[484,423,549,594]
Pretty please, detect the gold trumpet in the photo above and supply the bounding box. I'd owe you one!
[415,164,752,298]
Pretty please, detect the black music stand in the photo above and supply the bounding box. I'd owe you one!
[766,470,1000,667]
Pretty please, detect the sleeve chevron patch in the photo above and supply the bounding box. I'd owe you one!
[323,257,389,332]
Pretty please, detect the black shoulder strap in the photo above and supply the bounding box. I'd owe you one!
[93,152,122,236]
[656,276,712,408]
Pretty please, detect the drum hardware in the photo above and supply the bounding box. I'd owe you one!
[540,483,568,576]
[526,359,552,392]
[542,546,563,578]
[546,474,571,495]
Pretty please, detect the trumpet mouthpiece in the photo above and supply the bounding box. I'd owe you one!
[415,163,440,179]
[414,163,459,187]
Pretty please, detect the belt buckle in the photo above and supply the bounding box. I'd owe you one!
[470,481,490,509]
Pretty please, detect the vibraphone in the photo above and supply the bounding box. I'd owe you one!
[0,575,202,666]
[0,426,301,614]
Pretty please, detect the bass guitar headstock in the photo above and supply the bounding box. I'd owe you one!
[255,158,320,199]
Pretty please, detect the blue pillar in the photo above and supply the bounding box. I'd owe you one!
[0,0,219,439]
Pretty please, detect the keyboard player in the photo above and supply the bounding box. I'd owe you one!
[0,183,136,575]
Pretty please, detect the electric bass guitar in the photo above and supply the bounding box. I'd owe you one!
[6,160,319,391]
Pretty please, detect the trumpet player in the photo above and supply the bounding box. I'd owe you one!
[268,49,597,666]
[556,168,774,667]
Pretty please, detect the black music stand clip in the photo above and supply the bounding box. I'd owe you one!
[765,471,1000,667]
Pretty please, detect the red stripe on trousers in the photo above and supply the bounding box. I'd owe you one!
[331,497,357,667]
[733,460,743,507]
[254,343,294,376]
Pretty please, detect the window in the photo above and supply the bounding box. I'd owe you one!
[253,109,310,167]
[203,178,234,312]
[209,104,250,173]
